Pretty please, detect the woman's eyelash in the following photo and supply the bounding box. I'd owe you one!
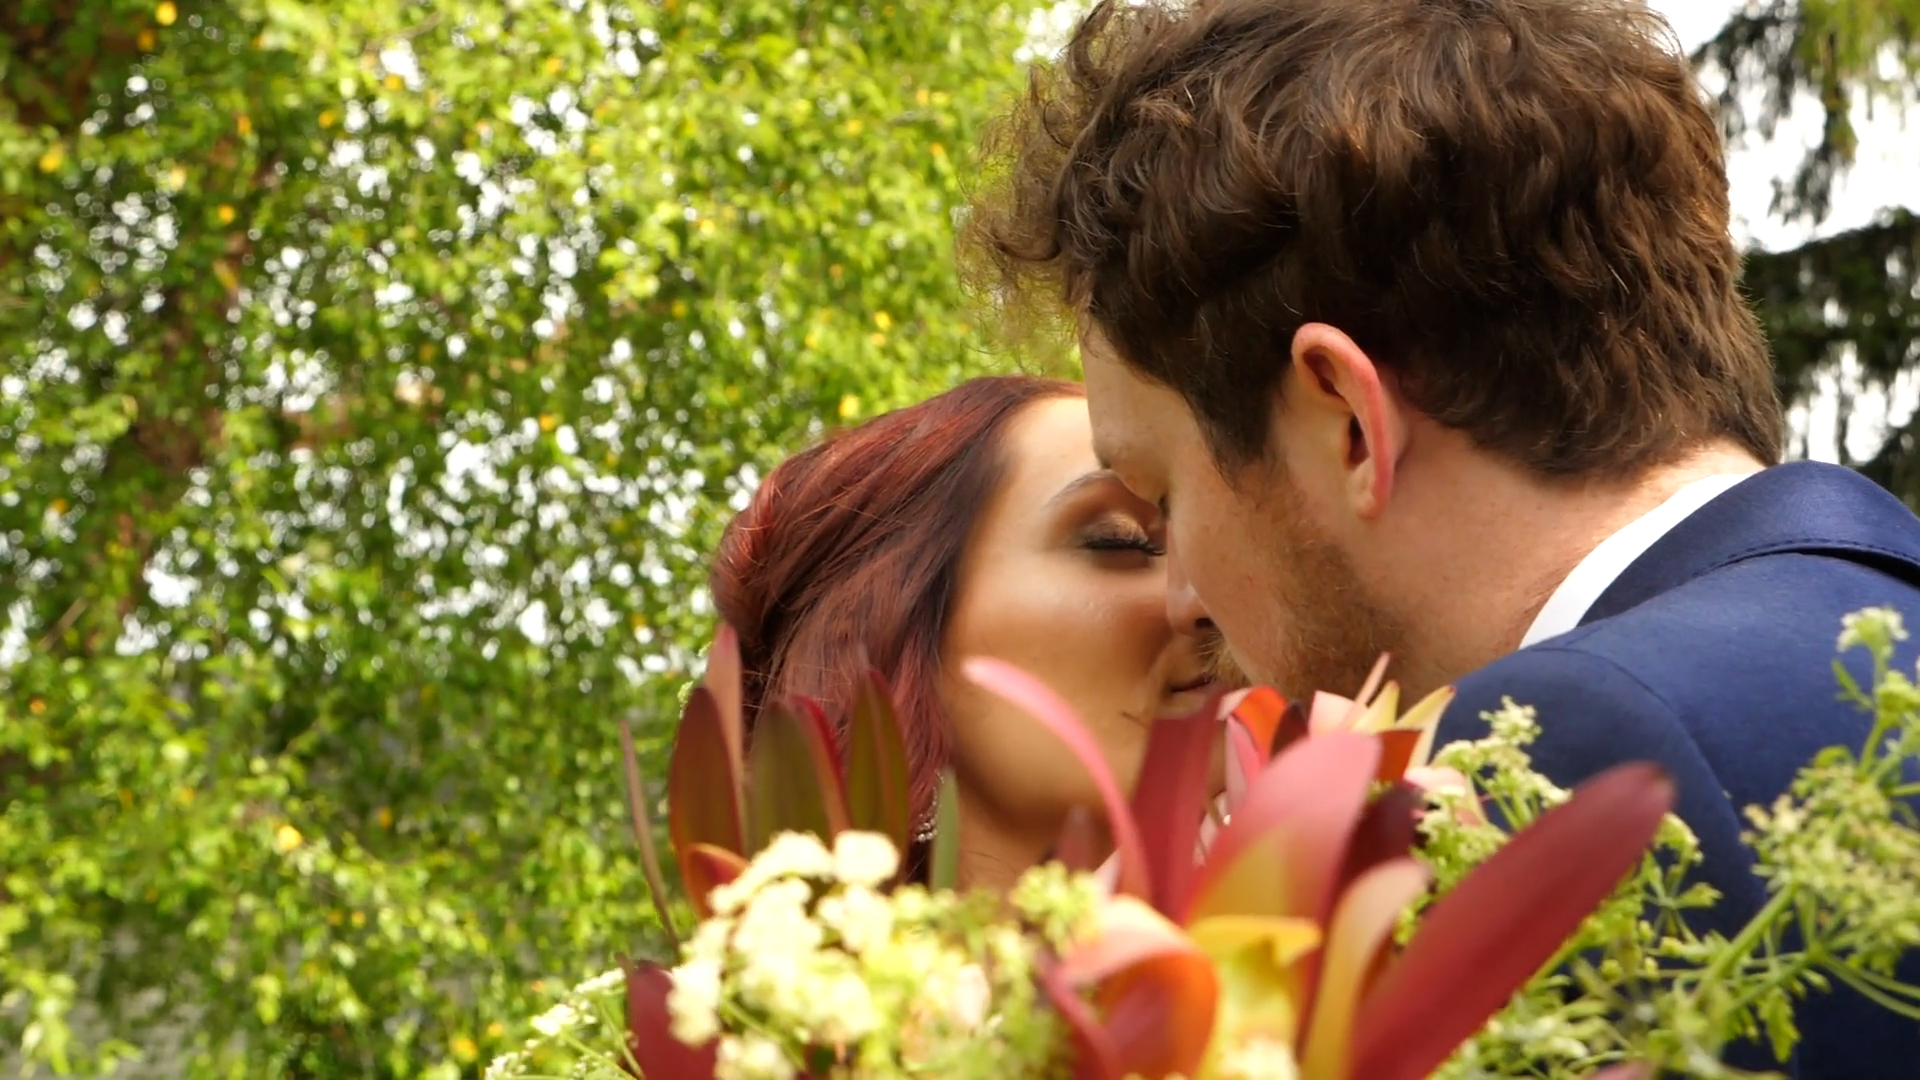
[1082,531,1165,557]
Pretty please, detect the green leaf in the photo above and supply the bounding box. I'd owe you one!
[928,770,963,892]
[744,698,850,852]
[845,670,913,858]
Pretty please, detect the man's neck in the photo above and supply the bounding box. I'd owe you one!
[1385,440,1766,696]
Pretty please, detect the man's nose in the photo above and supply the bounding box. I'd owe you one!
[1165,549,1213,638]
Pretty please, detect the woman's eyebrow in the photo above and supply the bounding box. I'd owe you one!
[1044,469,1120,511]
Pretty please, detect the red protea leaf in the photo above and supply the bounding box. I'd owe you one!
[1298,858,1431,1080]
[668,688,746,881]
[1128,710,1219,916]
[1333,783,1422,897]
[1227,686,1289,762]
[1051,805,1110,873]
[1348,763,1675,1080]
[623,960,717,1079]
[1226,720,1262,811]
[1268,699,1310,759]
[1057,897,1220,1080]
[703,624,745,762]
[1039,959,1124,1080]
[1374,729,1425,784]
[683,843,749,918]
[1186,732,1381,926]
[963,657,1151,900]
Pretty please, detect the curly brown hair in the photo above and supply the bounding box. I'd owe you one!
[963,0,1782,477]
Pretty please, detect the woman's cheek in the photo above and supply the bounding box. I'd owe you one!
[961,710,1101,821]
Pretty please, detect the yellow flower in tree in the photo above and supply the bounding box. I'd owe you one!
[217,205,236,225]
[156,1,178,26]
[275,824,304,853]
[837,395,862,420]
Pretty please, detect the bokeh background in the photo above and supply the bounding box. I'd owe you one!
[1,0,1914,1075]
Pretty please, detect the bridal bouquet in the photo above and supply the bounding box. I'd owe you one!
[487,609,1920,1080]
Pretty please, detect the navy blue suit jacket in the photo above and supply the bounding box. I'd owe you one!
[1436,461,1920,1079]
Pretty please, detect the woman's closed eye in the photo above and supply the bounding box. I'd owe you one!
[1080,522,1166,559]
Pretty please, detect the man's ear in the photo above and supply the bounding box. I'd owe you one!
[1285,323,1409,519]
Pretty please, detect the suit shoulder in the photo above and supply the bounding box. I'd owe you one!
[1443,645,1676,744]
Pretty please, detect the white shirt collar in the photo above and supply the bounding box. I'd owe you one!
[1518,472,1757,648]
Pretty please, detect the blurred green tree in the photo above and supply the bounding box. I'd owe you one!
[1696,0,1920,494]
[0,0,1040,1074]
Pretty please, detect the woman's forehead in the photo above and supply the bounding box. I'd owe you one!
[1000,396,1100,503]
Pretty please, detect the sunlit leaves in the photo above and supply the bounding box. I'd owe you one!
[0,0,1041,1073]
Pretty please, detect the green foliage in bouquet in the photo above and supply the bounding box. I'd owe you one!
[1429,607,1920,1078]
[485,839,1096,1080]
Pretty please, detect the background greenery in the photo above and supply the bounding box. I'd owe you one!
[1698,0,1920,492]
[1,0,1046,1074]
[0,0,1914,1077]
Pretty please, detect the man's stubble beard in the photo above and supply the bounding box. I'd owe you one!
[1245,467,1408,704]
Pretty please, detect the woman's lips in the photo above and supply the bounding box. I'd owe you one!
[1158,678,1230,719]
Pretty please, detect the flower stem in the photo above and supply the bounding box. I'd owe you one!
[1692,888,1798,995]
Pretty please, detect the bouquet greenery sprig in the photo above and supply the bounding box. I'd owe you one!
[486,610,1920,1080]
[1431,608,1920,1078]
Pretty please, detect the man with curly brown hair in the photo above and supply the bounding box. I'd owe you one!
[967,1,1920,1074]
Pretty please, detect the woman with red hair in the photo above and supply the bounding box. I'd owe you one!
[710,376,1226,889]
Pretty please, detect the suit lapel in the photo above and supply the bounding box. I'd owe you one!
[1582,462,1920,627]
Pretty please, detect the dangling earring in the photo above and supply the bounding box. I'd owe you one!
[912,793,939,845]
